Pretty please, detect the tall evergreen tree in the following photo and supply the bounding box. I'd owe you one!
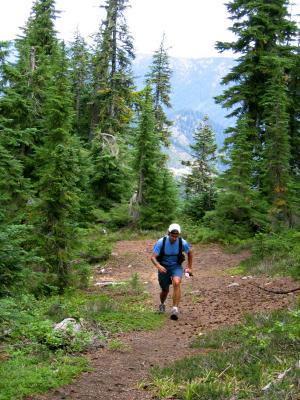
[215,0,298,228]
[0,0,60,180]
[0,41,36,295]
[182,115,217,220]
[260,56,292,225]
[288,40,300,175]
[146,34,173,146]
[210,117,268,238]
[33,43,83,292]
[68,30,92,141]
[1,1,90,293]
[133,86,178,228]
[90,0,135,138]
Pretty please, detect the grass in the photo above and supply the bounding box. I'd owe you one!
[148,308,300,399]
[235,230,300,280]
[107,338,131,352]
[0,350,89,400]
[0,273,164,400]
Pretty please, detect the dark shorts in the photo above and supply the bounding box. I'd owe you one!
[158,264,183,290]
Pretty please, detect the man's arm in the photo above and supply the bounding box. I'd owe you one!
[185,249,193,275]
[151,253,167,274]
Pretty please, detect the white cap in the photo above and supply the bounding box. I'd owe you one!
[168,223,181,234]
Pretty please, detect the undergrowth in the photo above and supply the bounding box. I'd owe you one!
[234,230,300,280]
[0,273,164,400]
[149,308,300,399]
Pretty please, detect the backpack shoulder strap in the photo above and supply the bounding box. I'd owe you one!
[160,236,167,257]
[178,237,183,254]
[177,237,185,264]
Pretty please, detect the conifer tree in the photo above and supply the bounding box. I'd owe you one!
[90,0,135,138]
[1,0,91,292]
[260,56,292,225]
[33,43,83,292]
[0,0,60,181]
[90,132,133,210]
[68,31,92,141]
[0,40,36,180]
[0,142,24,295]
[210,117,268,238]
[133,86,178,228]
[288,41,300,175]
[146,34,173,145]
[182,115,217,219]
[215,0,298,229]
[0,42,36,294]
[0,141,36,295]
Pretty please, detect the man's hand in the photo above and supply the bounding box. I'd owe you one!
[157,264,167,274]
[184,267,193,276]
[151,253,167,274]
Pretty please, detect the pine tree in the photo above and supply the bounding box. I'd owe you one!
[146,34,173,146]
[0,1,96,294]
[182,115,217,219]
[0,42,35,295]
[68,30,92,141]
[210,117,268,238]
[133,86,178,228]
[0,40,36,180]
[215,0,298,229]
[33,43,83,292]
[1,0,61,180]
[288,40,300,175]
[0,42,38,296]
[260,56,292,226]
[0,140,35,295]
[90,0,135,139]
[90,132,133,210]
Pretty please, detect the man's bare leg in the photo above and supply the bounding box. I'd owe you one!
[172,277,181,307]
[160,288,169,304]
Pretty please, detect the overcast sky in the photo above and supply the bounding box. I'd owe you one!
[0,0,299,59]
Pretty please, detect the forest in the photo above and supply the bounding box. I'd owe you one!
[0,0,299,399]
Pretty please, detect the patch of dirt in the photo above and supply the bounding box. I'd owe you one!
[28,240,299,400]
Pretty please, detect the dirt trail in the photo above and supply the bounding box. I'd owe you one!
[29,240,299,400]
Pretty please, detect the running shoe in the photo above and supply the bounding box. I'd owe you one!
[170,306,179,320]
[158,303,166,313]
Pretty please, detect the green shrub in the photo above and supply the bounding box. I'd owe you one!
[242,230,300,278]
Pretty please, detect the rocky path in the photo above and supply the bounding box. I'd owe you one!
[29,240,299,400]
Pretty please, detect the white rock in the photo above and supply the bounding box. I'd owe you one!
[262,382,272,392]
[228,282,240,287]
[54,318,81,333]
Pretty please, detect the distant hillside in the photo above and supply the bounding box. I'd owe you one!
[133,55,235,174]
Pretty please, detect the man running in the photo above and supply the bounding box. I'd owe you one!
[151,223,193,320]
